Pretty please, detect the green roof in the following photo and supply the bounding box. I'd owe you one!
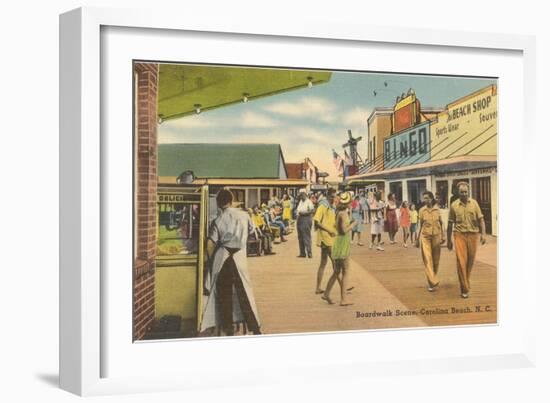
[158,143,286,179]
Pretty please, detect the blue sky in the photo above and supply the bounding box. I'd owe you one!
[159,69,496,181]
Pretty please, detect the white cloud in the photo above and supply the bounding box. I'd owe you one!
[284,126,336,143]
[159,110,278,136]
[290,142,340,180]
[231,133,276,143]
[275,126,343,180]
[341,106,371,128]
[238,111,278,129]
[263,96,338,124]
[231,126,330,145]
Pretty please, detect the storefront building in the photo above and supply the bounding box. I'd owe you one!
[348,84,498,235]
[364,107,393,173]
[158,143,307,208]
[362,93,444,175]
[285,157,328,194]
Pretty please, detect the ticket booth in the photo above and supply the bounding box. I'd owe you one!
[151,185,209,338]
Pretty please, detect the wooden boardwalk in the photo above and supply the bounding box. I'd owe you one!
[247,225,497,335]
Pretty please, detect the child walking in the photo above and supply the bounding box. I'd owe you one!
[400,201,411,247]
[409,203,419,246]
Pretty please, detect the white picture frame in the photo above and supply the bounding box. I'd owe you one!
[60,7,537,396]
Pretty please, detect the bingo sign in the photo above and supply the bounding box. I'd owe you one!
[384,121,431,169]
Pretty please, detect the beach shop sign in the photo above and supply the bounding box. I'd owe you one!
[430,85,498,161]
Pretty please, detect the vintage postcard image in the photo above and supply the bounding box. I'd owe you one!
[132,62,497,340]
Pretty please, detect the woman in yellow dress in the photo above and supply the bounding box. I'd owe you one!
[282,194,292,226]
[321,192,357,306]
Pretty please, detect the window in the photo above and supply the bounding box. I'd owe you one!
[372,136,376,163]
[157,202,200,255]
[406,179,426,208]
[260,189,270,205]
[247,188,259,208]
[230,189,246,207]
[436,180,449,209]
[389,181,403,204]
[369,140,374,162]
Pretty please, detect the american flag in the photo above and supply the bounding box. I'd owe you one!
[344,150,353,166]
[332,149,343,170]
[332,149,344,176]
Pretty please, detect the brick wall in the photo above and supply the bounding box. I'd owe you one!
[133,62,159,341]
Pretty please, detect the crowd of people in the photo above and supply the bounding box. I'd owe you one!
[201,182,487,335]
[245,195,299,254]
[309,183,487,305]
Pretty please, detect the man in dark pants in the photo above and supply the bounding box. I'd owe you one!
[216,250,259,335]
[296,189,315,258]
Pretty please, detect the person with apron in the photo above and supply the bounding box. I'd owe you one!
[201,189,261,336]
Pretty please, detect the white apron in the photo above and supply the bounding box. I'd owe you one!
[200,208,261,332]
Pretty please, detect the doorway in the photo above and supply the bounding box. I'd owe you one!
[389,181,403,204]
[407,179,427,208]
[471,177,492,235]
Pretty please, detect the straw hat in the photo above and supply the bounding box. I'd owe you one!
[338,191,352,206]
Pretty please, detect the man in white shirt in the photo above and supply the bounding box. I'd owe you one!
[296,189,315,258]
[369,191,385,251]
[359,190,369,223]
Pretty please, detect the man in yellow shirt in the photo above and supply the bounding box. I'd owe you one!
[252,207,265,228]
[252,206,275,255]
[447,182,486,298]
[313,188,338,294]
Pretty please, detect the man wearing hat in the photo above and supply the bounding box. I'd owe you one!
[296,188,315,258]
[313,188,338,293]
